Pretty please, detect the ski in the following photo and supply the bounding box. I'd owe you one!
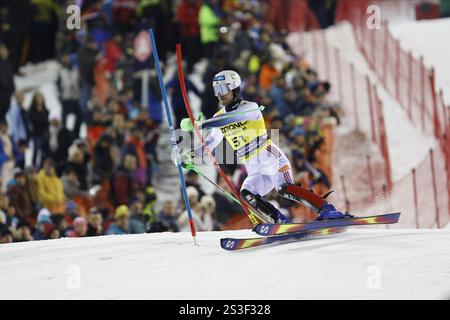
[253,212,401,236]
[220,227,347,251]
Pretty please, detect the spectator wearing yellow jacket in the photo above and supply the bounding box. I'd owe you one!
[37,158,65,214]
[199,0,221,59]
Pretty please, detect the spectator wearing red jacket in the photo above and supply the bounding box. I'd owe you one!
[176,0,202,71]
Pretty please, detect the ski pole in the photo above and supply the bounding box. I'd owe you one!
[149,30,198,245]
[176,44,260,226]
[182,162,270,224]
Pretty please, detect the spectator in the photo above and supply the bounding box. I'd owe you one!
[111,153,139,205]
[77,36,99,118]
[65,144,88,191]
[184,170,206,199]
[0,43,15,120]
[0,223,13,244]
[177,186,204,231]
[7,170,35,224]
[86,207,104,237]
[177,0,202,71]
[14,222,33,242]
[93,133,115,184]
[28,92,49,167]
[0,120,17,191]
[42,113,74,173]
[61,168,88,199]
[57,52,82,138]
[259,58,279,91]
[6,91,30,145]
[36,158,65,214]
[199,0,221,59]
[128,197,147,234]
[152,200,179,232]
[199,195,216,231]
[66,217,88,238]
[106,205,130,235]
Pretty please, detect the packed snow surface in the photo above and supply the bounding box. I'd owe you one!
[1,228,450,300]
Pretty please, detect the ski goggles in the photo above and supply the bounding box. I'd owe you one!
[213,83,231,97]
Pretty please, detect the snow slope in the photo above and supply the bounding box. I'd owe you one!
[389,18,450,105]
[1,229,450,300]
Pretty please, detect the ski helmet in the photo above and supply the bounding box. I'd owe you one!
[212,70,241,97]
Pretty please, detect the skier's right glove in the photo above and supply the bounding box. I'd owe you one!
[180,113,205,132]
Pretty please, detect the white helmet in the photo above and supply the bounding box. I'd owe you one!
[212,70,241,97]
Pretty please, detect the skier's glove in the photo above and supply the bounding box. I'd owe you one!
[180,113,205,132]
[173,150,197,168]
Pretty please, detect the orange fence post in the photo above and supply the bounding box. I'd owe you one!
[366,75,377,143]
[420,56,426,131]
[366,155,375,201]
[350,63,360,131]
[340,175,350,213]
[408,51,413,121]
[395,39,401,102]
[429,149,441,228]
[429,68,441,140]
[411,168,420,228]
[382,21,389,86]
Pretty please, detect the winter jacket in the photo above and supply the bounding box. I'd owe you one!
[198,4,220,44]
[57,65,80,101]
[36,170,65,213]
[106,223,129,235]
[177,0,201,37]
[6,103,30,144]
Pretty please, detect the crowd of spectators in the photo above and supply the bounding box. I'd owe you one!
[0,0,339,244]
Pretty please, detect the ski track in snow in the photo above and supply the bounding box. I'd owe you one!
[1,229,450,300]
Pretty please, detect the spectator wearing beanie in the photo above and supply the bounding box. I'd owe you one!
[106,205,130,235]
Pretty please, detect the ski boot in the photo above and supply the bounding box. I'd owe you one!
[241,189,292,224]
[315,203,354,221]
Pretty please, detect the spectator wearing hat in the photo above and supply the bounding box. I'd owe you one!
[37,158,66,214]
[7,170,34,224]
[106,205,130,235]
[66,217,88,238]
[32,208,56,241]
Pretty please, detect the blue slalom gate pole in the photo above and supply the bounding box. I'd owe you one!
[148,29,198,245]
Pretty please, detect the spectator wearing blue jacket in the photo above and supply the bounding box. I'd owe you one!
[6,91,30,145]
[106,205,130,235]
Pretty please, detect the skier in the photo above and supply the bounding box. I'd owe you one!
[179,70,352,223]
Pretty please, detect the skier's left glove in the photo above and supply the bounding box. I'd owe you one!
[180,113,205,132]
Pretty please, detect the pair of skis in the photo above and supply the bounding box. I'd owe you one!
[220,212,401,251]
